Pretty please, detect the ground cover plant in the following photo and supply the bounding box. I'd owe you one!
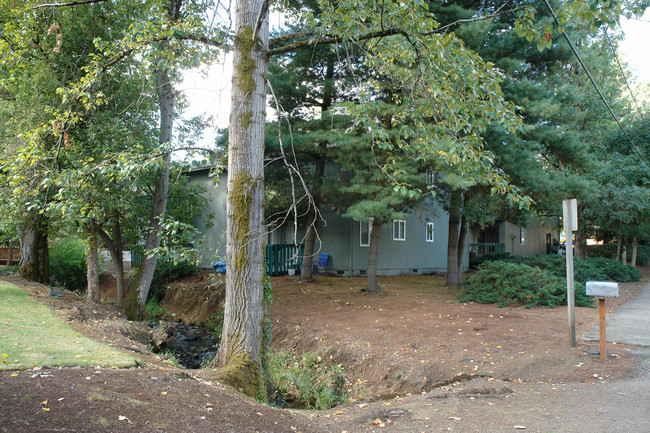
[0,281,137,370]
[458,261,592,308]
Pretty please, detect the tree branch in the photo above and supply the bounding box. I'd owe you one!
[268,28,407,56]
[33,0,109,9]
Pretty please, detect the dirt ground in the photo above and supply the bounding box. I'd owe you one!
[1,265,649,433]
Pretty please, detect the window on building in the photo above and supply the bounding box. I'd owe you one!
[426,222,434,242]
[360,218,373,247]
[519,227,525,245]
[393,219,406,241]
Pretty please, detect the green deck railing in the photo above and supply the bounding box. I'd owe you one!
[265,244,304,276]
[469,242,506,265]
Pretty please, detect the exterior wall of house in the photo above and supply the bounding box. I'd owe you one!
[501,217,559,257]
[186,168,228,267]
[302,206,464,276]
[187,167,469,275]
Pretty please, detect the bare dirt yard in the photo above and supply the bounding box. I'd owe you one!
[1,266,649,433]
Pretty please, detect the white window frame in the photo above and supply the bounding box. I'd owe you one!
[393,219,406,241]
[360,218,373,247]
[425,222,434,242]
[519,227,525,245]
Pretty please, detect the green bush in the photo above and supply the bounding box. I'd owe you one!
[49,238,87,293]
[458,261,592,308]
[144,298,170,319]
[480,251,513,262]
[267,349,348,410]
[148,259,198,302]
[505,255,640,284]
[582,257,641,282]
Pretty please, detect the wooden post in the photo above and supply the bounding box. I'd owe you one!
[599,298,607,361]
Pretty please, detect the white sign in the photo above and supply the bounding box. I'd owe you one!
[563,199,578,232]
[586,281,619,297]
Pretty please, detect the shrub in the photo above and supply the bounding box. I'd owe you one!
[144,298,169,319]
[480,251,513,262]
[505,255,640,284]
[458,261,592,308]
[267,349,348,410]
[148,259,198,302]
[582,257,641,282]
[49,238,87,293]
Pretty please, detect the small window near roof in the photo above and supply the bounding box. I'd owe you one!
[426,222,434,242]
[393,219,406,241]
[519,227,525,245]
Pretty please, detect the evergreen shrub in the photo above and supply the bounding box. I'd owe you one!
[49,238,87,293]
[505,255,640,283]
[458,261,592,308]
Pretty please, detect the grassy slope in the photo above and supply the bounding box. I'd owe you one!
[0,281,137,371]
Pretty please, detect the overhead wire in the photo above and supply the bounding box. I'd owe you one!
[541,0,650,169]
[604,28,642,116]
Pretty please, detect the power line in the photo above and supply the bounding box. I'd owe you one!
[604,28,642,116]
[542,0,650,169]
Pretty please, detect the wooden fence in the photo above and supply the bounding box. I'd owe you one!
[0,246,19,266]
[265,244,304,276]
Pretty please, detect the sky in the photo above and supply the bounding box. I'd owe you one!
[180,12,650,151]
[619,13,650,84]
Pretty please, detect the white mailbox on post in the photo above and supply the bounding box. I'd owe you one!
[586,281,619,298]
[586,281,619,361]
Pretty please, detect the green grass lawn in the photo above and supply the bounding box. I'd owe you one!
[0,281,137,371]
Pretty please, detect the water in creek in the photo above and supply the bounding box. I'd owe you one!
[151,322,218,369]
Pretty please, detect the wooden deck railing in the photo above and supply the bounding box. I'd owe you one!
[468,242,506,265]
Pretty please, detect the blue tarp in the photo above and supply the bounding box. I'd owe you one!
[212,260,226,274]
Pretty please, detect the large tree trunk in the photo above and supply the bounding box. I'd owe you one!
[631,235,638,268]
[209,0,269,400]
[299,216,317,282]
[126,0,180,318]
[298,158,325,282]
[96,220,126,303]
[456,215,468,280]
[19,215,50,283]
[86,227,100,304]
[621,238,627,266]
[364,219,382,293]
[446,190,462,287]
[298,56,333,282]
[574,222,587,259]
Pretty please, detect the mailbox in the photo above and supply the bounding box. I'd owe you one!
[586,281,619,298]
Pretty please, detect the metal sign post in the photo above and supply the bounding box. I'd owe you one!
[563,199,578,347]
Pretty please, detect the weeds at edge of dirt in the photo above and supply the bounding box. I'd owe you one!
[266,348,351,410]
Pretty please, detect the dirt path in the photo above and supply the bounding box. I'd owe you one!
[1,267,649,432]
